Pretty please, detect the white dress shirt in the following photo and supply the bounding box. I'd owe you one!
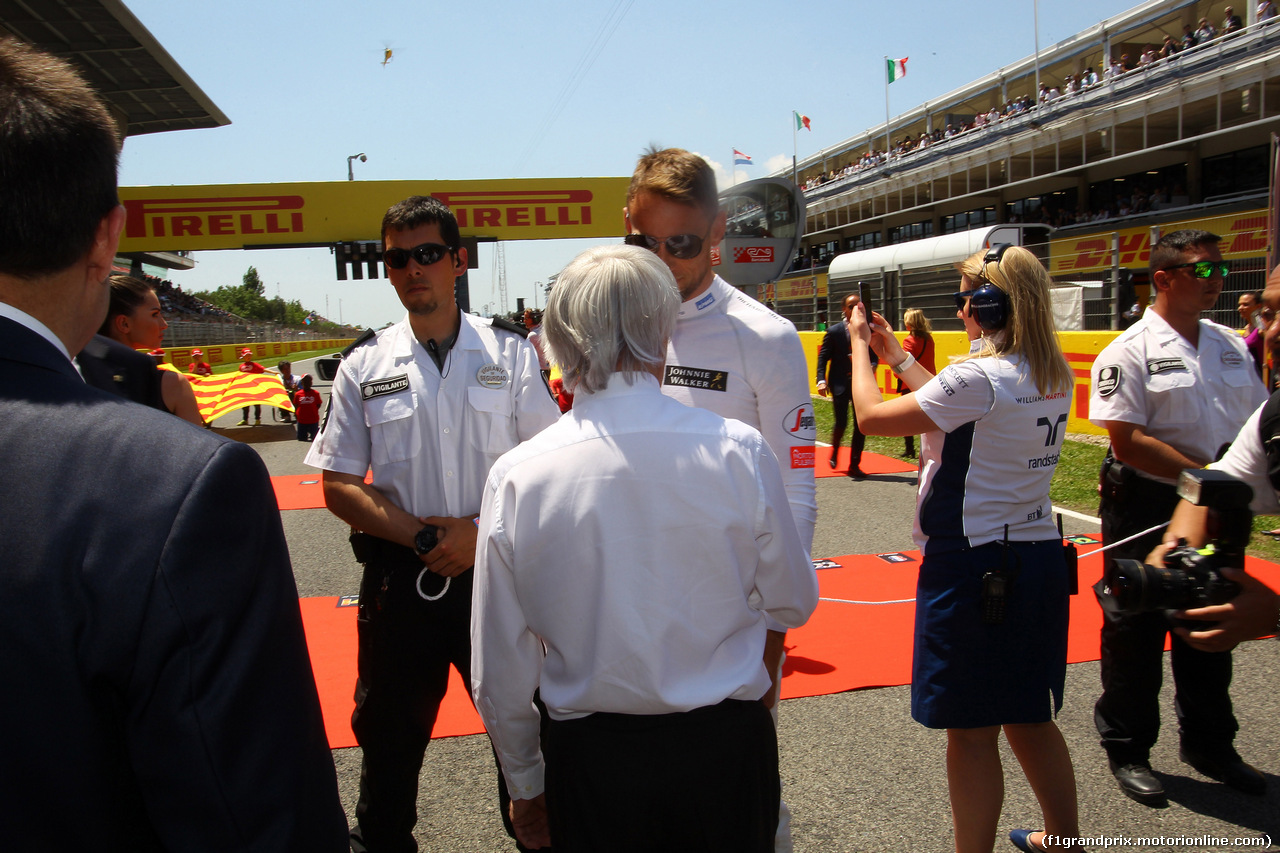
[471,372,818,799]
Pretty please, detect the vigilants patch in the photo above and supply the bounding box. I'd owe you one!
[361,374,410,400]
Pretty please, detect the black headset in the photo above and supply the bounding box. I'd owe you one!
[968,243,1013,331]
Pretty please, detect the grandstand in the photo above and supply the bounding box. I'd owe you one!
[771,0,1279,333]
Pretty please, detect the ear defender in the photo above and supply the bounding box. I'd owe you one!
[970,243,1013,331]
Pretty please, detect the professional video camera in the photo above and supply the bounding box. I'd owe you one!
[1100,469,1253,614]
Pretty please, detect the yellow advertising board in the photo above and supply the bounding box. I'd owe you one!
[1049,208,1269,276]
[154,338,356,368]
[799,329,1129,437]
[117,178,630,253]
[763,272,829,303]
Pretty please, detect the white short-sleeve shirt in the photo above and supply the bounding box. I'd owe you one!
[1089,309,1266,485]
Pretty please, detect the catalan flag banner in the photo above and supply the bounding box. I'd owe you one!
[187,371,295,422]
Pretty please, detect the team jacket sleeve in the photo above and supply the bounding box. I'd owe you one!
[752,435,819,629]
[752,325,817,554]
[131,441,349,850]
[472,472,547,799]
[815,329,832,384]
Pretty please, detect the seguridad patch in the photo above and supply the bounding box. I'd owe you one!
[1096,365,1121,397]
[476,363,510,389]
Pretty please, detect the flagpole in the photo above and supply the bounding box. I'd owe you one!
[884,56,892,165]
[792,112,798,185]
[732,148,737,187]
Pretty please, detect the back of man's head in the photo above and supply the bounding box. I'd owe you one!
[627,147,719,218]
[543,245,680,395]
[1150,229,1220,276]
[380,195,461,252]
[0,38,120,278]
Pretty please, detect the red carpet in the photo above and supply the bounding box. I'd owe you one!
[815,447,918,478]
[300,541,1280,750]
[273,472,371,511]
[276,457,910,507]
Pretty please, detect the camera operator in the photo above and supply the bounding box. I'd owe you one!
[1147,396,1280,653]
[1089,229,1267,805]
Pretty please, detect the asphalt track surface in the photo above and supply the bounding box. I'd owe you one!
[232,356,1278,853]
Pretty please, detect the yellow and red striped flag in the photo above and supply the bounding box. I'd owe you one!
[179,370,295,422]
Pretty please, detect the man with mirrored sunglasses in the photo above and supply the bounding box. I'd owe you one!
[1089,229,1267,806]
[306,195,560,852]
[624,146,816,852]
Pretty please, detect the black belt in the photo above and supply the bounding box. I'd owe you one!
[349,531,453,600]
[349,531,420,568]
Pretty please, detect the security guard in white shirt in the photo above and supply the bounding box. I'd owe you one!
[1089,229,1267,806]
[305,196,559,853]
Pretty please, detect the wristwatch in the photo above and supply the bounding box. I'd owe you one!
[413,525,439,556]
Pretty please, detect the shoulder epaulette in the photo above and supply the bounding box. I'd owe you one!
[341,328,378,358]
[489,317,530,339]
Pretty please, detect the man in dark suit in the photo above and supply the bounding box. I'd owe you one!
[0,37,347,851]
[816,292,879,478]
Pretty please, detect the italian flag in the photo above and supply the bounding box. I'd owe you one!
[887,57,908,83]
[794,111,811,131]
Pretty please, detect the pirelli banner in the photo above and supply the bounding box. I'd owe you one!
[1049,208,1269,276]
[116,178,630,252]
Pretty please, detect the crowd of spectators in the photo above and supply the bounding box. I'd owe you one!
[149,275,233,319]
[801,8,1276,196]
[1008,180,1187,228]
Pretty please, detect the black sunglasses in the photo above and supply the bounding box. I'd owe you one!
[952,291,973,311]
[624,231,708,260]
[383,242,453,270]
[1162,261,1230,279]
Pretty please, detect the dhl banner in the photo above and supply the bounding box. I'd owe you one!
[117,178,631,253]
[763,272,829,303]
[799,329,1129,436]
[1050,208,1269,276]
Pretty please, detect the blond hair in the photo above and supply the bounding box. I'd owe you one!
[903,307,932,336]
[627,147,719,218]
[955,247,1072,397]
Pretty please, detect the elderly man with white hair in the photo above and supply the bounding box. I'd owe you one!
[471,244,818,852]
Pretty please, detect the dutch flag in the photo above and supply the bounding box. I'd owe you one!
[733,149,753,166]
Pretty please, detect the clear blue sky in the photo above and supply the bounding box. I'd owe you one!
[119,0,1130,329]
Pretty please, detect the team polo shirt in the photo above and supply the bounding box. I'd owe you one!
[1210,400,1280,514]
[661,275,817,552]
[305,313,559,519]
[1089,309,1266,485]
[914,354,1071,553]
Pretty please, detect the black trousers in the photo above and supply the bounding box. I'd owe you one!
[347,539,522,853]
[544,699,779,853]
[1094,470,1238,765]
[830,390,866,466]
